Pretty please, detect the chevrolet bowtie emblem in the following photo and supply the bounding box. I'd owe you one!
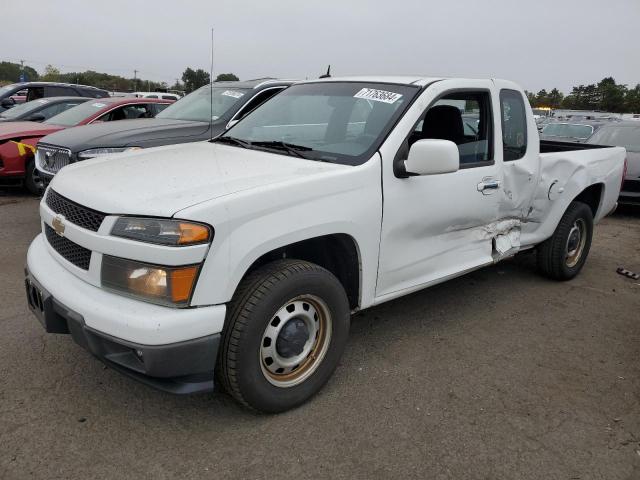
[52,215,66,237]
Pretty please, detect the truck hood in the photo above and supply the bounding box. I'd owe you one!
[0,121,64,141]
[49,142,348,217]
[39,118,216,152]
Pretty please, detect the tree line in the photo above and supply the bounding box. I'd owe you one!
[525,77,640,113]
[0,61,239,94]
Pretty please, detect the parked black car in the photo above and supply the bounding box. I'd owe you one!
[0,82,109,113]
[36,79,294,179]
[0,97,89,123]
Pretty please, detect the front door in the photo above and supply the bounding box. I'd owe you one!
[375,80,503,301]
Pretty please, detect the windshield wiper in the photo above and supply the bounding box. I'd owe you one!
[215,136,251,149]
[251,140,313,159]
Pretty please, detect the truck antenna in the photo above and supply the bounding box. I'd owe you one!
[210,27,214,142]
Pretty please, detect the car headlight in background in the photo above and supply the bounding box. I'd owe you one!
[101,256,199,307]
[77,146,142,160]
[111,217,211,246]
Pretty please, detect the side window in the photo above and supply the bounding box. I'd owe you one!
[146,95,158,99]
[408,90,493,167]
[26,87,45,101]
[500,89,527,161]
[38,103,75,119]
[153,103,170,115]
[235,88,283,121]
[161,95,176,100]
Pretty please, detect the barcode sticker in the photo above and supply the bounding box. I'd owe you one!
[354,88,403,104]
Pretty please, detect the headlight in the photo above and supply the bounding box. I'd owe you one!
[111,217,211,246]
[77,147,142,160]
[101,255,199,307]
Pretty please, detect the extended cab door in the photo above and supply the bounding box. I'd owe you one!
[375,79,503,301]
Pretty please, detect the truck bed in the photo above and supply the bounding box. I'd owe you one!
[540,140,610,153]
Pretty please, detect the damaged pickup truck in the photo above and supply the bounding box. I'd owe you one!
[25,77,626,412]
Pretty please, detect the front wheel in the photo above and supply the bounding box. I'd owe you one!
[217,259,350,413]
[24,159,44,196]
[537,201,594,280]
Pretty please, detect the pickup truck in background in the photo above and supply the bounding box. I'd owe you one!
[25,76,626,413]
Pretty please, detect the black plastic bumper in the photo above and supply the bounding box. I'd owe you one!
[25,268,219,394]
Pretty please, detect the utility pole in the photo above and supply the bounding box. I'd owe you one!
[19,59,25,82]
[133,69,138,92]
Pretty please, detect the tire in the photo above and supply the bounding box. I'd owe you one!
[217,259,350,413]
[537,201,594,280]
[24,159,44,196]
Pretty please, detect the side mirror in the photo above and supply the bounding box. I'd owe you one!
[404,139,459,176]
[1,97,16,108]
[27,113,46,122]
[226,119,240,130]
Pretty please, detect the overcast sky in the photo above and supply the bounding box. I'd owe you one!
[3,0,639,93]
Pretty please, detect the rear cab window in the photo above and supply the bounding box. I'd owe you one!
[500,89,528,161]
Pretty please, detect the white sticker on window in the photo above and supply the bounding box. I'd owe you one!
[221,90,244,99]
[353,88,402,104]
[91,103,106,108]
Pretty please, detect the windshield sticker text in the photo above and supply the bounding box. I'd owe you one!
[91,103,106,108]
[221,90,245,99]
[353,88,403,104]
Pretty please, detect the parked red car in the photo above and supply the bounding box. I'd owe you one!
[0,97,173,194]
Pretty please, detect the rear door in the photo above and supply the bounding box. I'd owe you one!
[492,80,539,220]
[376,79,503,300]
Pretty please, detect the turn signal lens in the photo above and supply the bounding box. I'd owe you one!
[111,217,212,246]
[101,255,199,306]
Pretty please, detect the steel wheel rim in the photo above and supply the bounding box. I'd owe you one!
[259,295,332,388]
[565,218,587,268]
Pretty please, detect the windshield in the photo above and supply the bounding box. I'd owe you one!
[588,125,640,152]
[157,86,250,122]
[44,100,109,127]
[542,123,593,139]
[0,84,19,97]
[218,82,419,165]
[0,98,48,119]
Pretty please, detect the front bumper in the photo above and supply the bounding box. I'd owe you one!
[25,268,220,394]
[25,234,227,394]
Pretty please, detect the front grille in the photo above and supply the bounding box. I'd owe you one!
[36,145,72,174]
[46,189,106,232]
[44,224,92,270]
[622,179,640,193]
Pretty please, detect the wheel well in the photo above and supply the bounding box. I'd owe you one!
[244,234,361,310]
[573,183,603,217]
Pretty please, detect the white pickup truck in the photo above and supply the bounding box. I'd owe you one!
[25,76,626,412]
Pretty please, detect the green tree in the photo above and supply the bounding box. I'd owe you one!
[625,84,640,113]
[548,88,564,108]
[215,73,239,82]
[0,61,39,82]
[181,68,211,93]
[535,89,549,107]
[41,64,61,82]
[597,77,627,113]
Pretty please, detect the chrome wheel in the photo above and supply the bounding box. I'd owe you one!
[259,295,332,388]
[565,218,587,268]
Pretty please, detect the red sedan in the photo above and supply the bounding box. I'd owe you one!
[0,97,173,194]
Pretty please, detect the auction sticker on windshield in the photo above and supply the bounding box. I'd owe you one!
[222,90,244,99]
[354,88,403,104]
[91,103,106,108]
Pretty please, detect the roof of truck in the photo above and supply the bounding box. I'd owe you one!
[301,76,443,86]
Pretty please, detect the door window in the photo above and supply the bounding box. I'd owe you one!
[408,91,493,167]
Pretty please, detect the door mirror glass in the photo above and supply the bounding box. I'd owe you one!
[405,139,459,176]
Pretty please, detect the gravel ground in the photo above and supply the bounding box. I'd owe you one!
[1,191,639,480]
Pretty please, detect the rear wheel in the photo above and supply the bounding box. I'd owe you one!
[537,201,593,280]
[217,259,350,413]
[24,159,44,196]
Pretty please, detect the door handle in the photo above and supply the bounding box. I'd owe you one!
[477,178,501,194]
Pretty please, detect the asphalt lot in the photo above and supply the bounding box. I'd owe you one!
[0,190,639,480]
